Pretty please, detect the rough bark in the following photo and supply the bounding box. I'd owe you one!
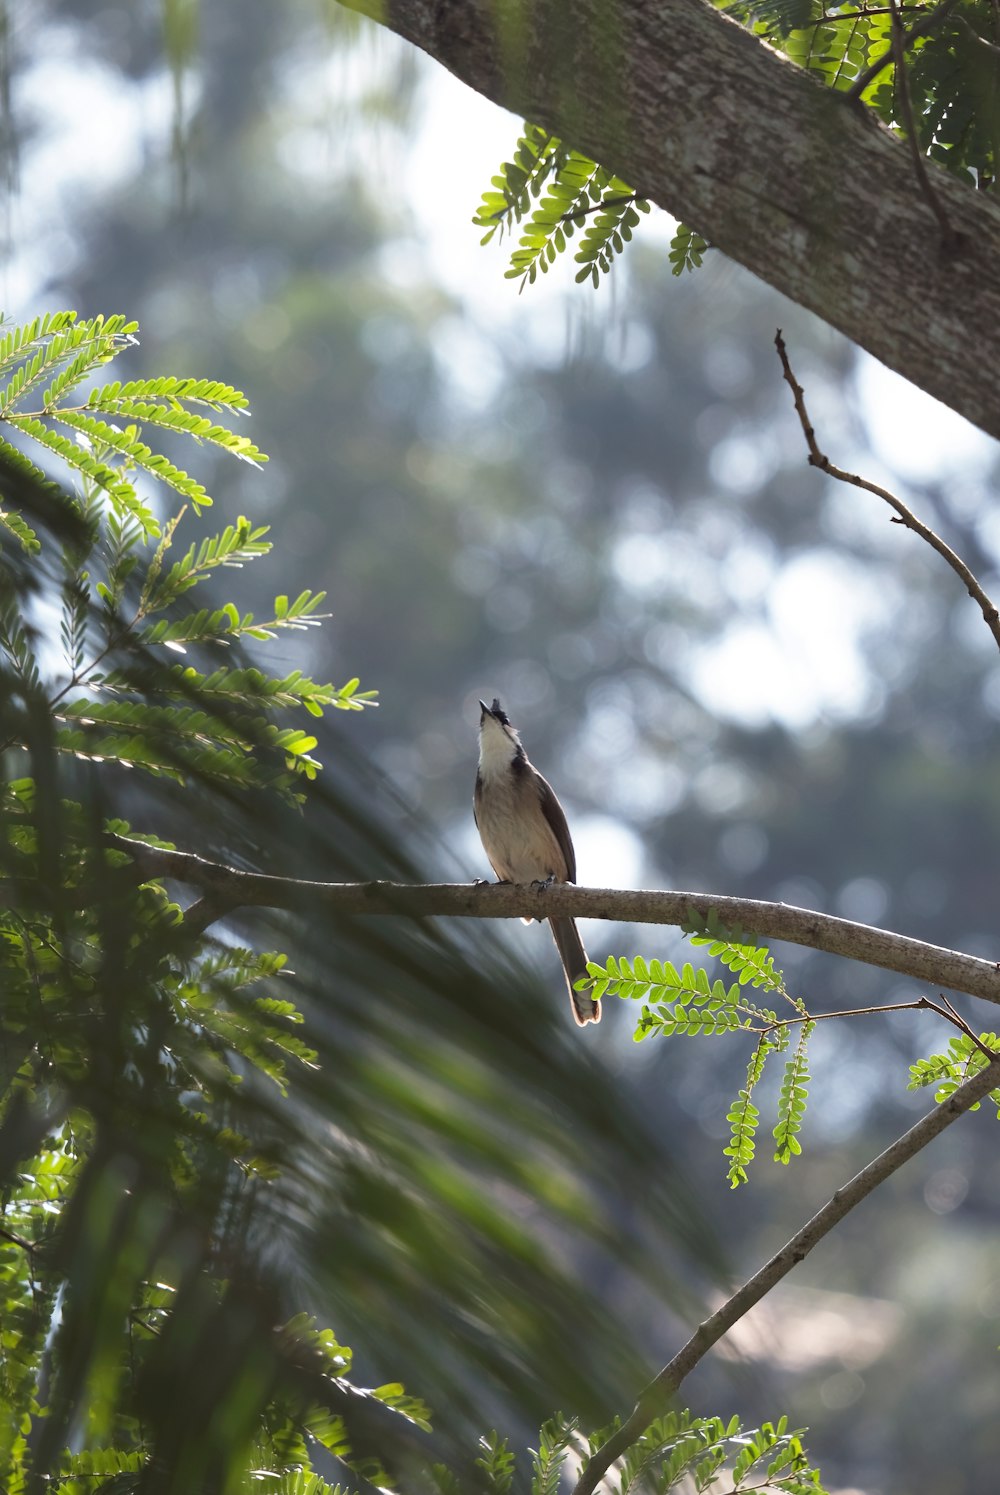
[341,0,1000,440]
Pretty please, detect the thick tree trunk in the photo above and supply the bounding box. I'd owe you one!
[342,0,1000,441]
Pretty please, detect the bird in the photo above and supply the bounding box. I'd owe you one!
[473,697,601,1026]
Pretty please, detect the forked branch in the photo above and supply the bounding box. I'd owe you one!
[774,329,1000,652]
[571,1050,1000,1494]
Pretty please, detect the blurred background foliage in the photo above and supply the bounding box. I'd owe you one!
[3,0,1000,1491]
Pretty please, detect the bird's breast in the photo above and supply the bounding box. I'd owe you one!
[475,770,567,884]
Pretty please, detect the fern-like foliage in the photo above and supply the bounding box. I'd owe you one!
[475,1431,516,1493]
[909,1031,1000,1112]
[774,1020,816,1164]
[722,0,999,184]
[478,4,998,292]
[473,122,651,290]
[0,312,388,1495]
[529,1415,578,1495]
[685,908,791,992]
[668,221,710,275]
[0,311,265,535]
[581,1408,825,1493]
[0,311,374,806]
[459,1410,825,1495]
[587,911,819,1185]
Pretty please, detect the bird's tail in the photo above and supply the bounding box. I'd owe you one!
[548,916,601,1025]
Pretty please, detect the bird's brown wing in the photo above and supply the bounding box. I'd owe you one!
[535,772,577,883]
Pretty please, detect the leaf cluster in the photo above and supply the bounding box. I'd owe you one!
[0,312,392,1495]
[721,0,1000,185]
[478,3,1000,295]
[439,1408,825,1494]
[0,311,374,807]
[473,122,651,290]
[0,312,268,533]
[909,1030,1000,1111]
[586,911,814,1186]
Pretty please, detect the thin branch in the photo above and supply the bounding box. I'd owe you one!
[846,0,960,98]
[774,329,1000,653]
[559,193,637,224]
[954,11,1000,57]
[0,1221,35,1253]
[180,894,232,937]
[85,833,1000,1010]
[752,992,998,1060]
[571,1050,1000,1495]
[889,0,961,248]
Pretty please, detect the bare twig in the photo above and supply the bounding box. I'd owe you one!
[752,992,998,1060]
[75,833,1000,1010]
[774,329,1000,653]
[847,0,960,97]
[934,990,997,1057]
[888,0,961,247]
[571,1050,1000,1495]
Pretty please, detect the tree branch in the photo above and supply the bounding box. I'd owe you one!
[571,1050,1000,1495]
[339,0,1000,439]
[0,1222,36,1254]
[93,834,1000,1009]
[774,329,1000,653]
[954,11,1000,58]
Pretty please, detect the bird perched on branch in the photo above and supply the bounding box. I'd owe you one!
[473,697,601,1026]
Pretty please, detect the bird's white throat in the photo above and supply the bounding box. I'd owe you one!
[478,716,520,781]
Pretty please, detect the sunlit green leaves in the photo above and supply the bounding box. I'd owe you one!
[472,122,563,245]
[475,123,651,290]
[774,1021,815,1164]
[530,1415,577,1495]
[0,313,138,415]
[587,915,813,1185]
[591,1407,826,1493]
[669,222,710,275]
[474,1430,515,1492]
[909,1030,1000,1112]
[139,515,272,611]
[722,0,1000,185]
[0,506,40,553]
[684,908,789,994]
[480,3,999,297]
[572,185,648,290]
[0,346,378,793]
[0,311,270,537]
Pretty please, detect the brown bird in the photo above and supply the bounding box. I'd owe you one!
[473,698,600,1026]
